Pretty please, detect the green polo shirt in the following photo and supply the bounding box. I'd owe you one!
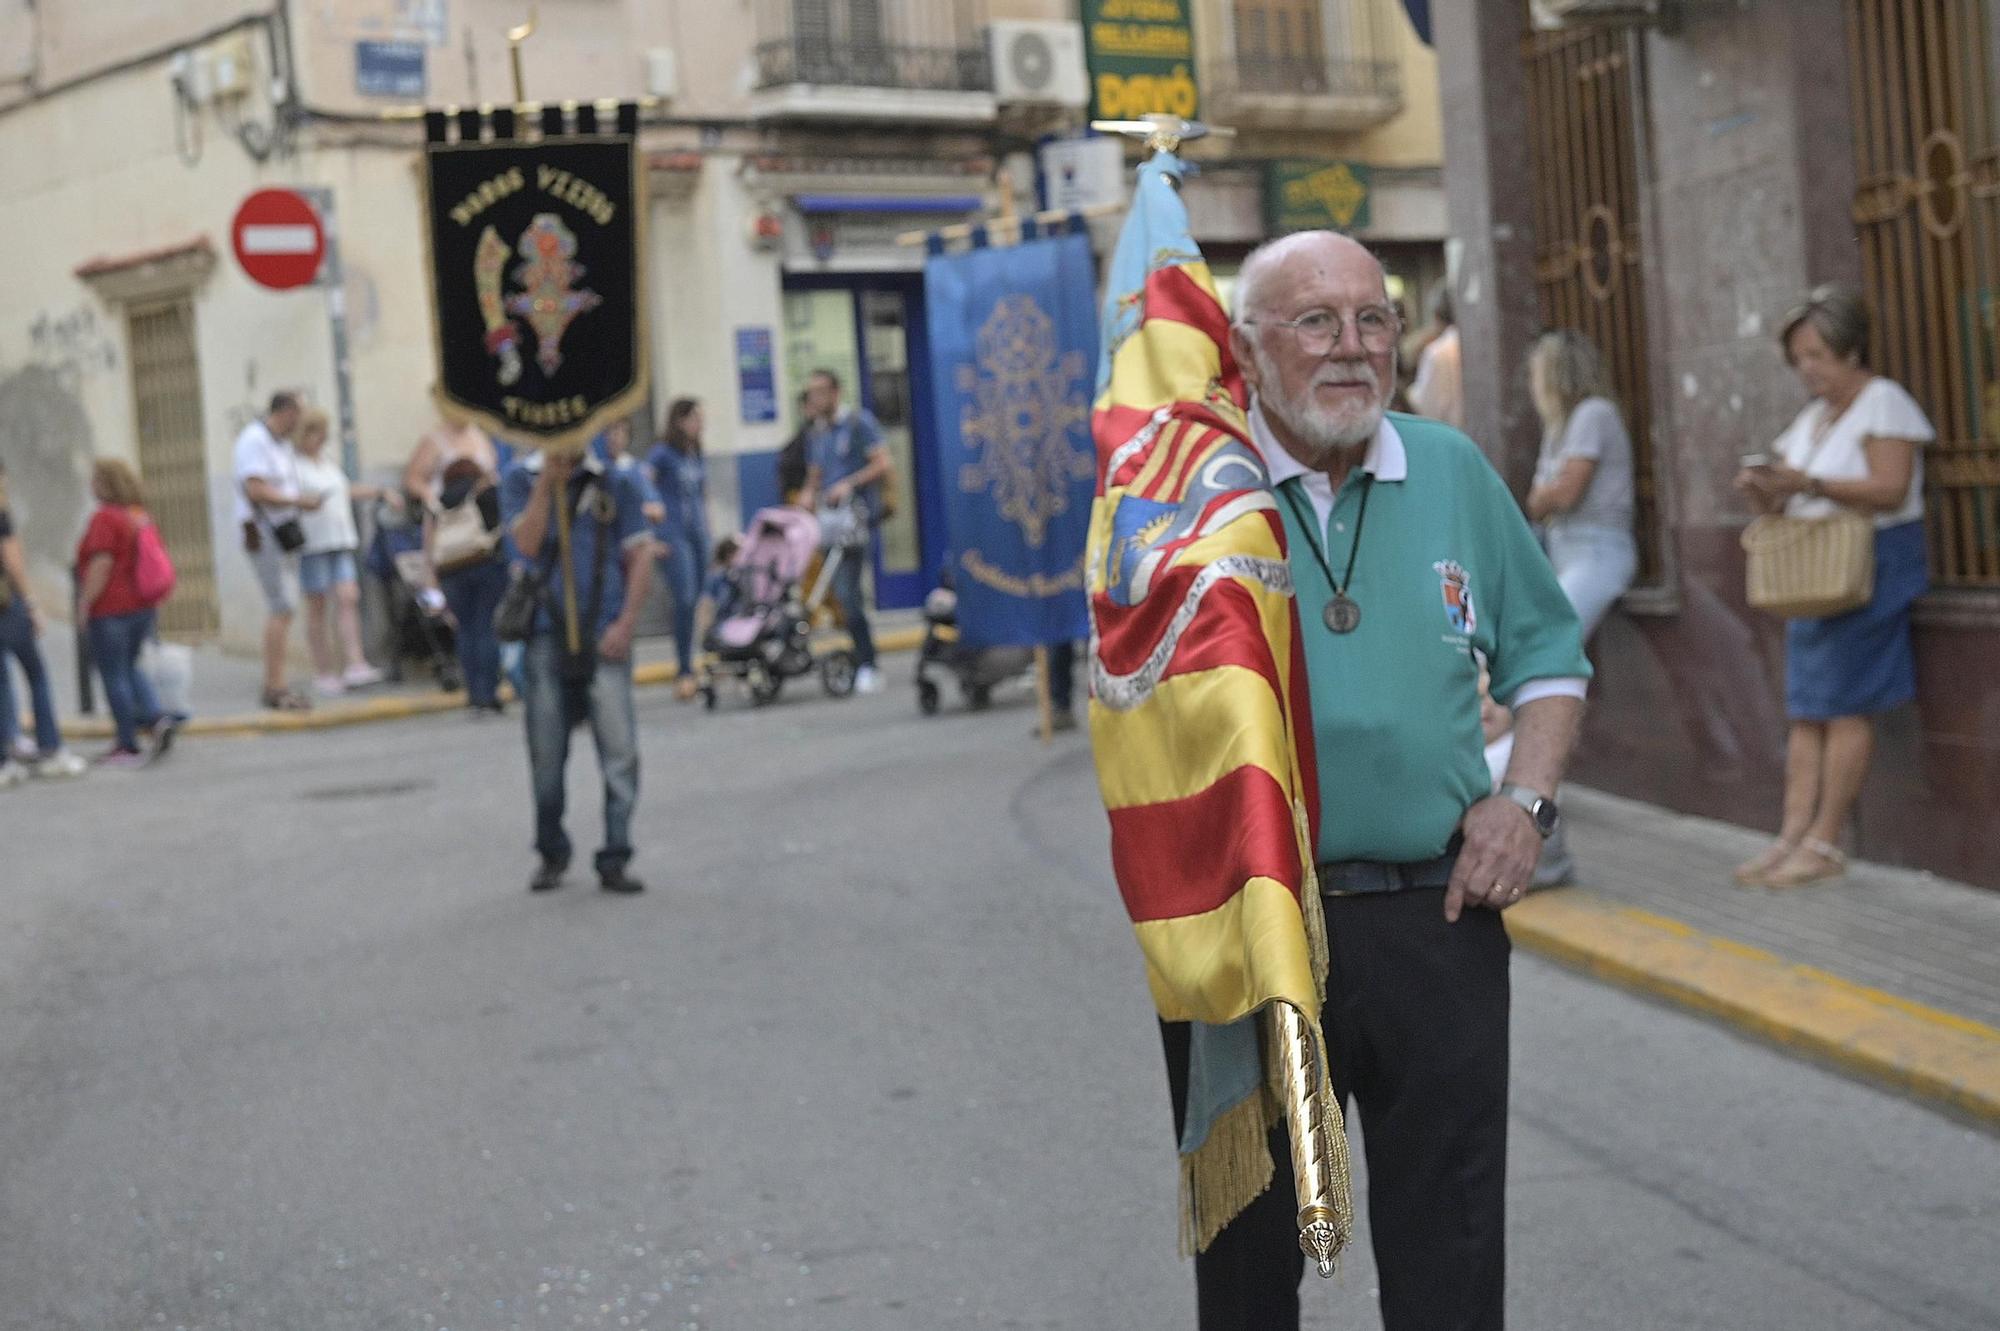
[1269,412,1589,864]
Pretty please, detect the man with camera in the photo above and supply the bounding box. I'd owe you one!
[233,390,318,712]
[500,445,654,896]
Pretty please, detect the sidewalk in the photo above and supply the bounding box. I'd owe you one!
[1512,786,2000,1127]
[26,608,926,738]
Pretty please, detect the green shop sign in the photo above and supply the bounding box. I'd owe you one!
[1266,160,1373,233]
[1081,0,1198,122]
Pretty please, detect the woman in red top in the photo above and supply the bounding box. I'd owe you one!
[75,459,167,765]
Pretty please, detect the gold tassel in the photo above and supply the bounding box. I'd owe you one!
[1179,1085,1277,1257]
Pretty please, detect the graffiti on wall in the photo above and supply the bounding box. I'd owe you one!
[27,305,118,392]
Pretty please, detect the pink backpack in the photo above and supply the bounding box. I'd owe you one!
[132,514,177,607]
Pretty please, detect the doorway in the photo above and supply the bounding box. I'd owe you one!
[781,273,943,610]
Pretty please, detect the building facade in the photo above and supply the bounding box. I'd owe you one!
[0,0,1440,647]
[1440,1,2000,886]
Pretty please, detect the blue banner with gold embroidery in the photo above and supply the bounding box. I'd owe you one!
[923,231,1098,648]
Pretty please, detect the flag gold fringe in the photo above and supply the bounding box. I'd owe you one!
[1179,1084,1278,1258]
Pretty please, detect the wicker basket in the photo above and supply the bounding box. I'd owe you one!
[1741,512,1875,619]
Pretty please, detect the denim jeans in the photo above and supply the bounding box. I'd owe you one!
[1544,523,1638,640]
[830,545,876,667]
[660,530,705,675]
[0,596,61,756]
[439,559,509,707]
[521,634,638,872]
[87,608,160,752]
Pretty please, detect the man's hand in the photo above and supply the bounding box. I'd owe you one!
[1443,795,1542,922]
[824,478,852,506]
[597,612,636,662]
[541,454,575,490]
[297,492,324,511]
[27,602,43,637]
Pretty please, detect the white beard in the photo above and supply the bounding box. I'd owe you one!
[1254,347,1387,464]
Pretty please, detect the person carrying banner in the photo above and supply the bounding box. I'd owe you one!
[500,447,654,895]
[1212,231,1586,1328]
[800,369,890,694]
[1087,142,1588,1331]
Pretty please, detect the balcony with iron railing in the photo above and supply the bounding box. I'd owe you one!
[749,0,995,124]
[1207,0,1404,130]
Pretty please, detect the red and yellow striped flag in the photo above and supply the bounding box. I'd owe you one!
[1087,152,1337,1253]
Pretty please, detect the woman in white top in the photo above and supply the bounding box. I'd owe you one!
[1525,330,1639,638]
[1732,285,1933,888]
[293,409,389,696]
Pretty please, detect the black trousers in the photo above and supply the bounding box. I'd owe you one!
[1161,888,1511,1331]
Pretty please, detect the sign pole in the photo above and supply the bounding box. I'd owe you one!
[301,186,360,479]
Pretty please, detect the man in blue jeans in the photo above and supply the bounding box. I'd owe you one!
[801,368,890,694]
[500,447,654,894]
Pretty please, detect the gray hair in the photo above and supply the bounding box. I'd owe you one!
[1780,284,1871,367]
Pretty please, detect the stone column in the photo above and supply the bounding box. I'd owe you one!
[1434,1,1543,494]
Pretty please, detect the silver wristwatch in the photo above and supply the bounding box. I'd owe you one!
[1499,783,1559,839]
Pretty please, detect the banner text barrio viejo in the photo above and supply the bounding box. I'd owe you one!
[449,165,620,230]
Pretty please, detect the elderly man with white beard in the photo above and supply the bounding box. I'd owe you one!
[1157,230,1591,1331]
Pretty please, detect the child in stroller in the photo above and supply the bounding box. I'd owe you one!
[699,504,858,708]
[362,495,462,691]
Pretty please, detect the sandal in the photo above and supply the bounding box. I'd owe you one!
[1733,839,1798,886]
[261,687,313,712]
[1762,838,1848,889]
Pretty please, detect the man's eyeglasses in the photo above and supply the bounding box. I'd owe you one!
[1241,306,1402,356]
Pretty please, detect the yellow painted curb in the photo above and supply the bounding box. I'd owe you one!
[46,625,930,739]
[1507,888,2000,1128]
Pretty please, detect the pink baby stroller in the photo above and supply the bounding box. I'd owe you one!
[699,504,858,707]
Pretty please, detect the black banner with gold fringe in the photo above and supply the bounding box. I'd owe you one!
[422,102,646,454]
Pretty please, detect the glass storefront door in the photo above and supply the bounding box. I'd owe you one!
[780,274,940,609]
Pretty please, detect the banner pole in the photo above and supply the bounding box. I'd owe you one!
[1033,645,1054,744]
[555,478,580,655]
[508,7,538,104]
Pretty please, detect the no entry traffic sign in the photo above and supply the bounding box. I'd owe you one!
[231,189,325,290]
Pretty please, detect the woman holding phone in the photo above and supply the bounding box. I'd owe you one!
[1731,285,1932,888]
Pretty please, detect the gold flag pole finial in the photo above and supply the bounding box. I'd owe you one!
[1088,113,1236,156]
[508,5,539,103]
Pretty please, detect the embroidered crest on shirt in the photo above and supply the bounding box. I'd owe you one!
[1434,559,1476,635]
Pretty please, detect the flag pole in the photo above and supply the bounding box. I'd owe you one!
[1095,111,1348,1278]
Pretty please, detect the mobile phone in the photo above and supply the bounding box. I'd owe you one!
[1739,451,1776,469]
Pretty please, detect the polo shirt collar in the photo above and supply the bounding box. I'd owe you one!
[1246,402,1408,487]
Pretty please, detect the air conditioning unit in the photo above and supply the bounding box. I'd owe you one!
[988,20,1088,109]
[1531,0,1664,28]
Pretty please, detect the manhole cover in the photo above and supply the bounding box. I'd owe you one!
[299,778,436,802]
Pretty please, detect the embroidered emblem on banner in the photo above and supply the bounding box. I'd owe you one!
[956,295,1093,548]
[505,214,602,377]
[1434,559,1476,634]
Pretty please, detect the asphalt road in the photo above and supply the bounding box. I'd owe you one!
[3,663,1995,1330]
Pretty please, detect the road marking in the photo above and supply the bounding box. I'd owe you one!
[1508,888,2000,1129]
